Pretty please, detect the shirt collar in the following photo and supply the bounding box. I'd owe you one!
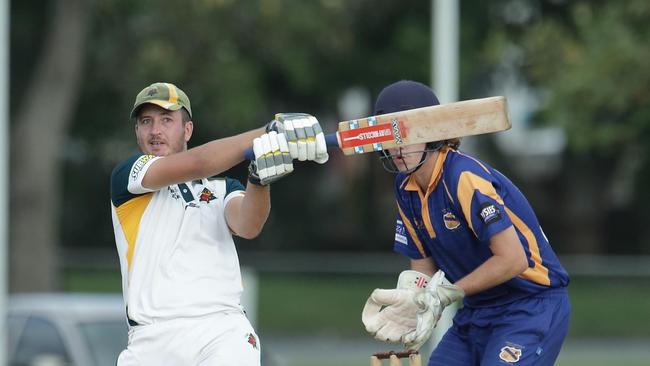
[404,148,450,193]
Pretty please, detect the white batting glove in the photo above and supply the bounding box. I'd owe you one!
[402,272,465,350]
[267,113,328,164]
[248,131,294,186]
[361,270,431,345]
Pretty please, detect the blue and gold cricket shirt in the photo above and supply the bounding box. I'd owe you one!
[393,148,569,307]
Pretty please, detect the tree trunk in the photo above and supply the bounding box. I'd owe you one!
[10,0,90,292]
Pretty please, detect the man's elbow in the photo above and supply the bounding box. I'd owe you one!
[235,224,265,240]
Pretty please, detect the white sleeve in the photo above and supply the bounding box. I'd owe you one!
[223,177,246,207]
[224,191,245,208]
[127,155,162,194]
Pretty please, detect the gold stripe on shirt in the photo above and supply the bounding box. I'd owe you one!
[115,193,153,272]
[506,207,551,286]
[457,171,504,235]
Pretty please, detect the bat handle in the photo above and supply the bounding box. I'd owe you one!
[324,133,339,148]
[244,147,255,161]
[243,133,339,160]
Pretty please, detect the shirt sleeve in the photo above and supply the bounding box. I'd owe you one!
[223,177,245,206]
[110,154,161,207]
[449,158,513,243]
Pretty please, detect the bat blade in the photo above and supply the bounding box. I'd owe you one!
[335,96,511,155]
[243,96,510,160]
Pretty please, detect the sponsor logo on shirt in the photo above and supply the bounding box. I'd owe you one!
[168,186,181,200]
[479,202,501,225]
[130,155,155,181]
[395,220,408,245]
[499,344,522,363]
[442,211,460,230]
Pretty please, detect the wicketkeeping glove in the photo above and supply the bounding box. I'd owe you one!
[402,274,465,350]
[248,131,293,186]
[266,113,328,164]
[361,270,432,346]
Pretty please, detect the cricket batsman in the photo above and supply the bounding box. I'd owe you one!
[110,82,328,365]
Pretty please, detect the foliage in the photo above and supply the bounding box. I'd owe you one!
[519,0,650,154]
[12,0,650,254]
[53,0,435,251]
[478,0,650,253]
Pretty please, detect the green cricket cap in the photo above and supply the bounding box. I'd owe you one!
[130,82,192,119]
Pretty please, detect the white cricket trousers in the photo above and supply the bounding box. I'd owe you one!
[117,310,261,366]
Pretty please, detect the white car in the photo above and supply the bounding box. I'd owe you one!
[8,293,128,366]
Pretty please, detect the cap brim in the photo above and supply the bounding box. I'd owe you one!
[130,100,183,119]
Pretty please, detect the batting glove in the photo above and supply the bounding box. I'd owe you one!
[402,273,464,350]
[361,270,431,346]
[248,131,293,186]
[266,113,328,164]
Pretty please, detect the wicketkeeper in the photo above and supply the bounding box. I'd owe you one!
[362,80,571,366]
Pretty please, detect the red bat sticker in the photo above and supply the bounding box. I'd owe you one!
[338,118,408,149]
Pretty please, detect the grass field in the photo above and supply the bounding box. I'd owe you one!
[64,269,650,365]
[63,269,650,338]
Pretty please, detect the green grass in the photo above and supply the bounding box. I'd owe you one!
[257,273,393,336]
[63,269,650,338]
[63,268,122,292]
[567,276,650,337]
[557,355,649,366]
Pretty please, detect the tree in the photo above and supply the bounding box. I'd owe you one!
[61,0,434,253]
[488,0,650,253]
[10,0,91,291]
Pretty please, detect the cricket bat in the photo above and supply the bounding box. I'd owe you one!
[244,96,510,160]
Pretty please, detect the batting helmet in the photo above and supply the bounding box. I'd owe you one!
[373,80,440,115]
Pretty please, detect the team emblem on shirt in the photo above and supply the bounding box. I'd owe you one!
[479,202,501,225]
[442,211,460,230]
[499,344,522,363]
[246,333,258,350]
[199,188,216,203]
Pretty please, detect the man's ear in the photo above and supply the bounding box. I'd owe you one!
[184,121,194,142]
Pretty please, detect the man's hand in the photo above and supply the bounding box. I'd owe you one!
[266,113,328,164]
[402,280,465,350]
[248,131,293,186]
[361,271,431,345]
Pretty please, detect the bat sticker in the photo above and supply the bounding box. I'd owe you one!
[391,117,407,144]
[338,123,394,148]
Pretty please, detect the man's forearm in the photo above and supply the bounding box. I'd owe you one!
[142,127,265,190]
[190,127,266,178]
[232,183,271,239]
[454,254,525,296]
